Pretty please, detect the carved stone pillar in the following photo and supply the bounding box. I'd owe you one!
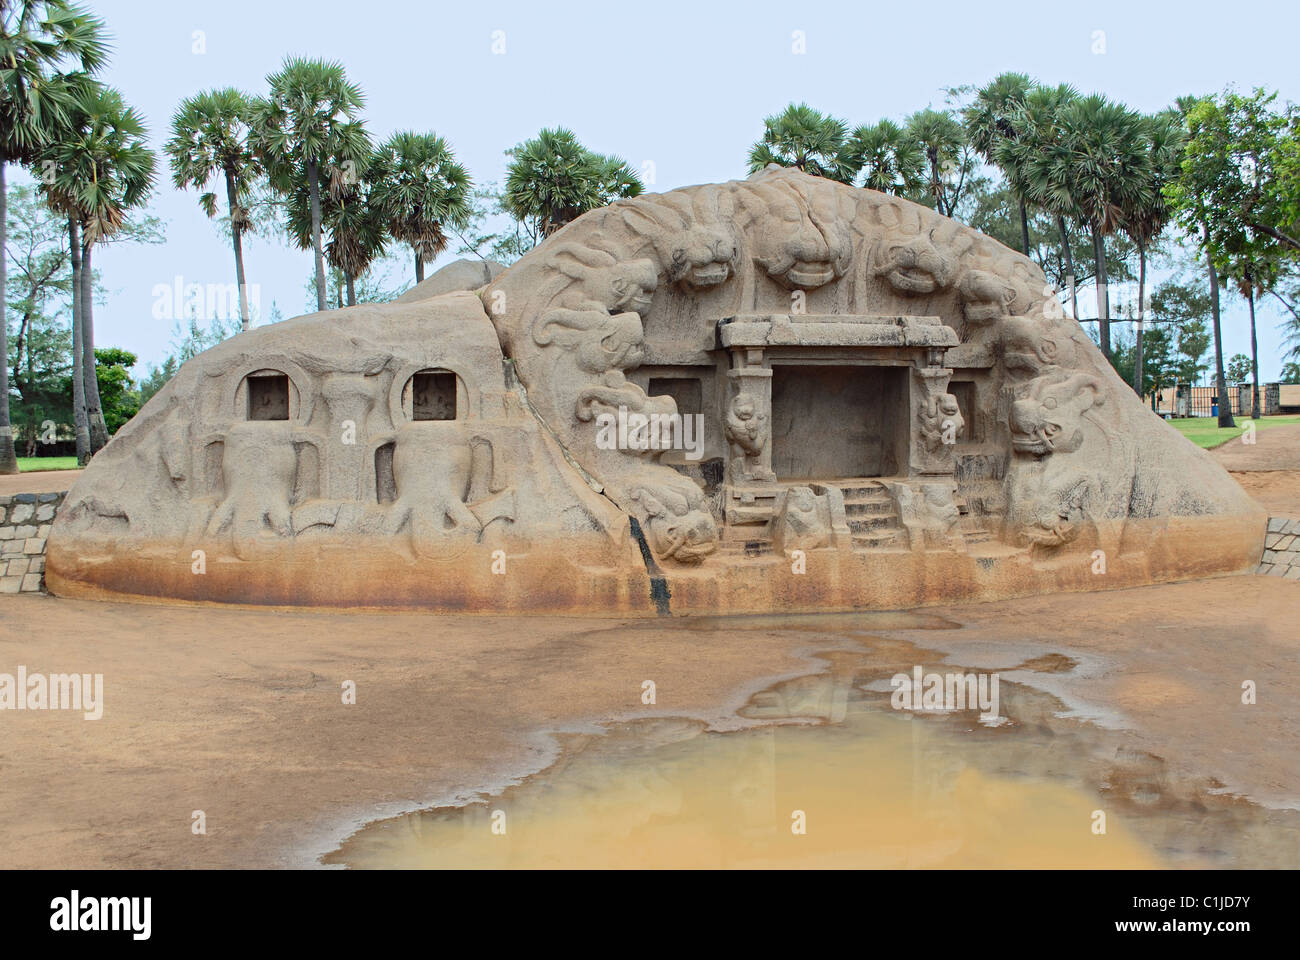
[319,374,377,500]
[725,346,774,484]
[909,350,959,477]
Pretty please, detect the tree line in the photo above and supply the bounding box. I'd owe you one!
[747,80,1300,425]
[4,4,1299,474]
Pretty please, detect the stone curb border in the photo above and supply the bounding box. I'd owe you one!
[1258,516,1300,580]
[0,491,66,594]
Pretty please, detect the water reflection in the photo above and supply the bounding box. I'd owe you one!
[326,629,1300,868]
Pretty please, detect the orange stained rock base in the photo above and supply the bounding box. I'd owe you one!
[46,512,1263,616]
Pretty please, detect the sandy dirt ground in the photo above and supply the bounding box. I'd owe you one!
[1,572,1297,869]
[1209,422,1300,515]
[0,470,81,496]
[0,434,1294,869]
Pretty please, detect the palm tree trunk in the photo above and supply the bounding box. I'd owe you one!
[1018,198,1030,256]
[1247,284,1260,419]
[414,250,424,283]
[346,271,356,307]
[1132,244,1146,397]
[1091,225,1111,358]
[1205,235,1234,429]
[226,168,251,332]
[308,158,327,312]
[1057,216,1077,320]
[81,239,109,453]
[0,163,17,474]
[68,219,90,465]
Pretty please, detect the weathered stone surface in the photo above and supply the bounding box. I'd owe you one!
[23,538,45,555]
[0,576,20,593]
[29,557,44,574]
[20,573,42,592]
[1268,517,1288,533]
[6,558,29,576]
[35,504,55,522]
[1,540,23,556]
[13,524,36,538]
[46,169,1266,614]
[9,503,33,523]
[37,492,62,503]
[393,258,506,303]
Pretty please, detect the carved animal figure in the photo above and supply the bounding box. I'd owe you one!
[872,204,972,296]
[724,393,774,481]
[772,486,830,552]
[206,422,301,558]
[920,393,965,452]
[389,422,481,556]
[629,475,718,564]
[1009,374,1105,456]
[620,198,740,289]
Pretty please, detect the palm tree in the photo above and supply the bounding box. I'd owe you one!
[252,57,366,312]
[369,131,471,283]
[747,103,856,182]
[963,72,1034,254]
[1121,112,1184,396]
[846,119,924,197]
[1047,95,1152,359]
[0,0,107,473]
[1001,84,1083,319]
[1166,94,1235,428]
[284,147,388,306]
[40,81,155,460]
[904,107,968,217]
[166,88,262,332]
[502,127,643,240]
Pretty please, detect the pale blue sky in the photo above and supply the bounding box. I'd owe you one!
[32,0,1300,378]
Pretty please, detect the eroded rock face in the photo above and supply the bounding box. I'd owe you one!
[47,168,1265,614]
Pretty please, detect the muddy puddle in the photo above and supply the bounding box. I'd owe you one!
[326,614,1300,869]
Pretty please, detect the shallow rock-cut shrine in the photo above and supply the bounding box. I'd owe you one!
[46,168,1265,614]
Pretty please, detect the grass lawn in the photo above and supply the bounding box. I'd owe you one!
[17,456,80,472]
[1166,415,1300,449]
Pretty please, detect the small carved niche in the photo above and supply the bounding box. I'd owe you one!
[649,377,703,417]
[247,373,290,421]
[949,380,977,442]
[375,442,397,504]
[409,370,456,421]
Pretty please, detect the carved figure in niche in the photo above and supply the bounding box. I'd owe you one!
[620,197,740,289]
[771,486,831,552]
[725,393,774,482]
[206,422,309,558]
[920,393,965,452]
[894,481,961,550]
[1009,374,1104,456]
[738,174,851,291]
[629,474,717,564]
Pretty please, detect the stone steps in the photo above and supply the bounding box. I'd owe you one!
[824,479,906,552]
